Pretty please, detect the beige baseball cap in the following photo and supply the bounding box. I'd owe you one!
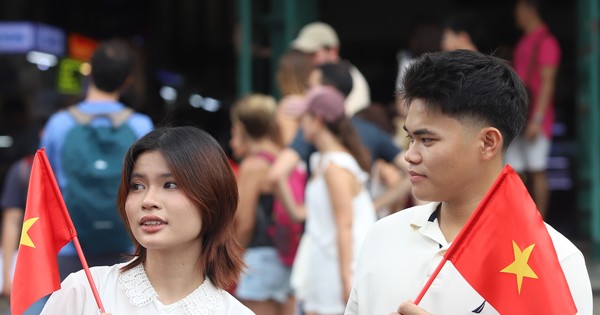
[291,22,340,53]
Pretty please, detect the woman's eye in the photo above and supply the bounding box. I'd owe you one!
[130,183,144,190]
[164,182,178,189]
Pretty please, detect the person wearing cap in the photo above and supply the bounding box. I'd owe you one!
[291,22,371,117]
[277,85,377,315]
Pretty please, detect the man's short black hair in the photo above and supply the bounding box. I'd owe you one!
[398,50,527,149]
[319,62,353,97]
[90,39,134,93]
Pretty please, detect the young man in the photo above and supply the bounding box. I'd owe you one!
[344,50,592,315]
[507,0,561,219]
[41,39,154,279]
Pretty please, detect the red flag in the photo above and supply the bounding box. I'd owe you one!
[10,149,77,315]
[443,165,576,314]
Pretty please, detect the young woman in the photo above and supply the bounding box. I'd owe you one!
[41,126,254,315]
[278,86,377,315]
[230,94,298,315]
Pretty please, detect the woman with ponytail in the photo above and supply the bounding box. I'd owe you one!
[277,86,376,315]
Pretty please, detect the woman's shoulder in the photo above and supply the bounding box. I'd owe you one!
[321,152,368,180]
[238,154,272,175]
[218,291,256,314]
[183,280,255,315]
[66,263,124,283]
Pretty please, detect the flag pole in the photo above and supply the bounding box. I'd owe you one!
[40,149,106,314]
[72,237,106,313]
[414,257,448,304]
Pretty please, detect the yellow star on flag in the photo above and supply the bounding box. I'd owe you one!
[20,217,39,248]
[500,240,538,294]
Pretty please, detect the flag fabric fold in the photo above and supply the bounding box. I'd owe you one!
[443,164,576,314]
[10,149,77,315]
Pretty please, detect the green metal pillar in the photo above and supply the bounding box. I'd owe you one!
[577,0,600,257]
[268,0,316,97]
[236,0,316,98]
[237,0,252,97]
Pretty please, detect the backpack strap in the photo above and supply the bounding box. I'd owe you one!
[67,106,134,128]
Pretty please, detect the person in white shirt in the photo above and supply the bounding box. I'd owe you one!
[41,126,254,315]
[344,50,592,315]
[277,86,377,315]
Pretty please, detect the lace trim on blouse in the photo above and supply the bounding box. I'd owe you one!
[118,264,223,314]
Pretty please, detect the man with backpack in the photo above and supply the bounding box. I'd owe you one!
[40,39,154,279]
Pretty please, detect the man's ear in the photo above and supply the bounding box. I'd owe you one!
[480,127,502,161]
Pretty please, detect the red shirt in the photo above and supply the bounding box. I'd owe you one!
[513,25,561,138]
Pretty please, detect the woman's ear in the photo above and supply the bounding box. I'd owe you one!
[480,127,502,161]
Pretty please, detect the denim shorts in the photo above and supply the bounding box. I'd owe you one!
[235,246,292,303]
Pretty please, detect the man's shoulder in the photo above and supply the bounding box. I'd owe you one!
[42,109,78,139]
[545,223,584,261]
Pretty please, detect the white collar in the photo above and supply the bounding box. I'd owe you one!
[118,263,223,314]
[408,202,450,247]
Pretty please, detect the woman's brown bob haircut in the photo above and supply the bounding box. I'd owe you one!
[117,126,244,289]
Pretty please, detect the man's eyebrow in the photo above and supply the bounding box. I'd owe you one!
[403,125,435,136]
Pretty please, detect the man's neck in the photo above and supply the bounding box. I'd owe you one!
[438,163,504,243]
[85,85,120,102]
[438,200,480,243]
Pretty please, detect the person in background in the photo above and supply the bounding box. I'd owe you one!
[269,62,411,215]
[230,95,297,315]
[507,0,561,218]
[276,49,314,145]
[291,22,370,117]
[41,39,154,278]
[0,155,46,315]
[278,86,376,315]
[41,126,254,314]
[440,11,485,52]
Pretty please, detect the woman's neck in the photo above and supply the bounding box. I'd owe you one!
[247,138,280,156]
[144,247,205,304]
[313,129,346,153]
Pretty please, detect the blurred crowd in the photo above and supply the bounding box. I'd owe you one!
[0,0,564,314]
